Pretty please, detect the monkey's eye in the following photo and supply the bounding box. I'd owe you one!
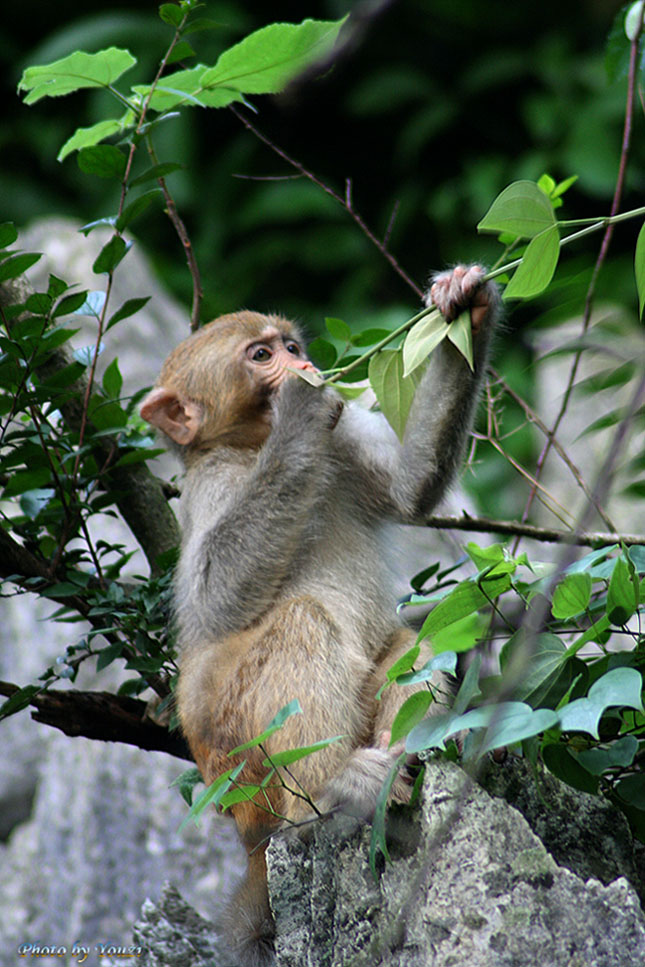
[249,346,272,362]
[285,342,301,356]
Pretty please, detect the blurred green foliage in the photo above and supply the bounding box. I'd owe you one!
[1,0,642,521]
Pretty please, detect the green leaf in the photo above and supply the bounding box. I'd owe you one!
[52,291,90,317]
[445,310,473,370]
[102,358,123,399]
[159,3,184,27]
[0,252,41,283]
[170,767,203,807]
[116,190,161,231]
[129,162,183,187]
[542,743,599,794]
[615,774,645,809]
[551,572,592,619]
[261,735,344,768]
[132,66,241,111]
[455,702,559,756]
[73,291,106,318]
[390,692,434,746]
[417,572,512,640]
[634,224,645,317]
[325,316,352,342]
[575,735,638,775]
[369,349,423,440]
[19,48,137,104]
[58,119,124,162]
[0,685,41,721]
[0,223,18,249]
[477,180,557,239]
[503,224,560,300]
[607,555,638,624]
[167,41,196,66]
[386,644,420,682]
[181,760,246,828]
[307,336,337,370]
[558,667,644,738]
[405,710,456,753]
[200,18,347,95]
[500,632,568,704]
[369,751,405,875]
[78,145,127,180]
[228,699,302,755]
[402,309,449,377]
[395,651,458,685]
[20,488,55,519]
[452,653,482,716]
[93,236,128,275]
[107,296,150,330]
[351,328,392,347]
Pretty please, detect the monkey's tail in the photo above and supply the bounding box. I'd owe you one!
[220,847,276,967]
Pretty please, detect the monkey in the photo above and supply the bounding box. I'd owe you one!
[140,264,499,966]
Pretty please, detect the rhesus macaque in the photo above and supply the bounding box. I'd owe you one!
[141,264,499,966]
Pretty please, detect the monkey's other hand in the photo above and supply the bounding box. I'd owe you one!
[273,376,344,432]
[426,264,497,334]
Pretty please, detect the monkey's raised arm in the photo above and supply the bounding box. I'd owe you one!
[344,265,499,524]
[175,377,341,640]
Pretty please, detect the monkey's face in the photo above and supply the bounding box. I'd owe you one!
[241,327,317,396]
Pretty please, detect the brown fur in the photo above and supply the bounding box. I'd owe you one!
[140,268,499,965]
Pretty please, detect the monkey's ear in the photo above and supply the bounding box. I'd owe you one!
[140,387,203,445]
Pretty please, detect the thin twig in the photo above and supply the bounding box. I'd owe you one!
[423,513,644,547]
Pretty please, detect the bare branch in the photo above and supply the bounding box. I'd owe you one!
[424,513,645,548]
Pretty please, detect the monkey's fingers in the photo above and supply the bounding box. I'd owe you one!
[428,264,492,333]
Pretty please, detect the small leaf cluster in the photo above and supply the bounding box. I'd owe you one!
[386,542,645,841]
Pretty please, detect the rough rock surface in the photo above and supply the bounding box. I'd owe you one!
[131,760,645,967]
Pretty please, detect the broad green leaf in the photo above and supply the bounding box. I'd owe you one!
[325,316,352,342]
[566,545,616,574]
[351,328,392,347]
[129,162,183,187]
[390,693,432,746]
[558,667,644,737]
[454,702,559,755]
[93,235,128,275]
[446,310,473,370]
[78,145,127,180]
[477,180,556,239]
[625,1,645,40]
[402,309,449,377]
[542,743,599,794]
[431,613,483,655]
[20,488,54,519]
[261,735,344,768]
[386,644,420,682]
[219,785,262,810]
[19,48,136,104]
[200,18,347,95]
[417,572,512,640]
[406,710,456,753]
[52,291,89,317]
[102,358,123,399]
[58,119,124,162]
[396,651,458,685]
[607,555,638,624]
[633,222,645,317]
[0,252,41,283]
[170,767,203,807]
[107,296,151,330]
[78,217,118,237]
[116,190,161,231]
[229,699,302,755]
[616,774,645,809]
[369,349,423,440]
[133,66,242,111]
[0,685,41,721]
[500,632,568,703]
[0,223,18,249]
[159,2,184,26]
[167,41,196,66]
[629,545,645,574]
[73,291,106,318]
[307,336,337,370]
[565,614,611,657]
[551,572,592,619]
[503,224,560,300]
[452,653,482,716]
[575,735,638,775]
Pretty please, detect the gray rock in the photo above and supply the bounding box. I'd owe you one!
[266,760,645,967]
[133,884,224,967]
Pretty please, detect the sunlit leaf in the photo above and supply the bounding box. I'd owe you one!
[200,18,347,95]
[446,310,473,370]
[633,221,645,317]
[58,119,125,162]
[369,348,423,440]
[477,180,557,239]
[390,692,433,747]
[551,572,592,619]
[402,309,449,377]
[503,224,560,300]
[19,48,136,104]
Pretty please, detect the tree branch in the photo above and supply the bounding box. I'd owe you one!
[424,513,645,548]
[0,681,192,761]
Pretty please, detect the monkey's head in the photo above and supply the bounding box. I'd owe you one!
[140,311,316,455]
